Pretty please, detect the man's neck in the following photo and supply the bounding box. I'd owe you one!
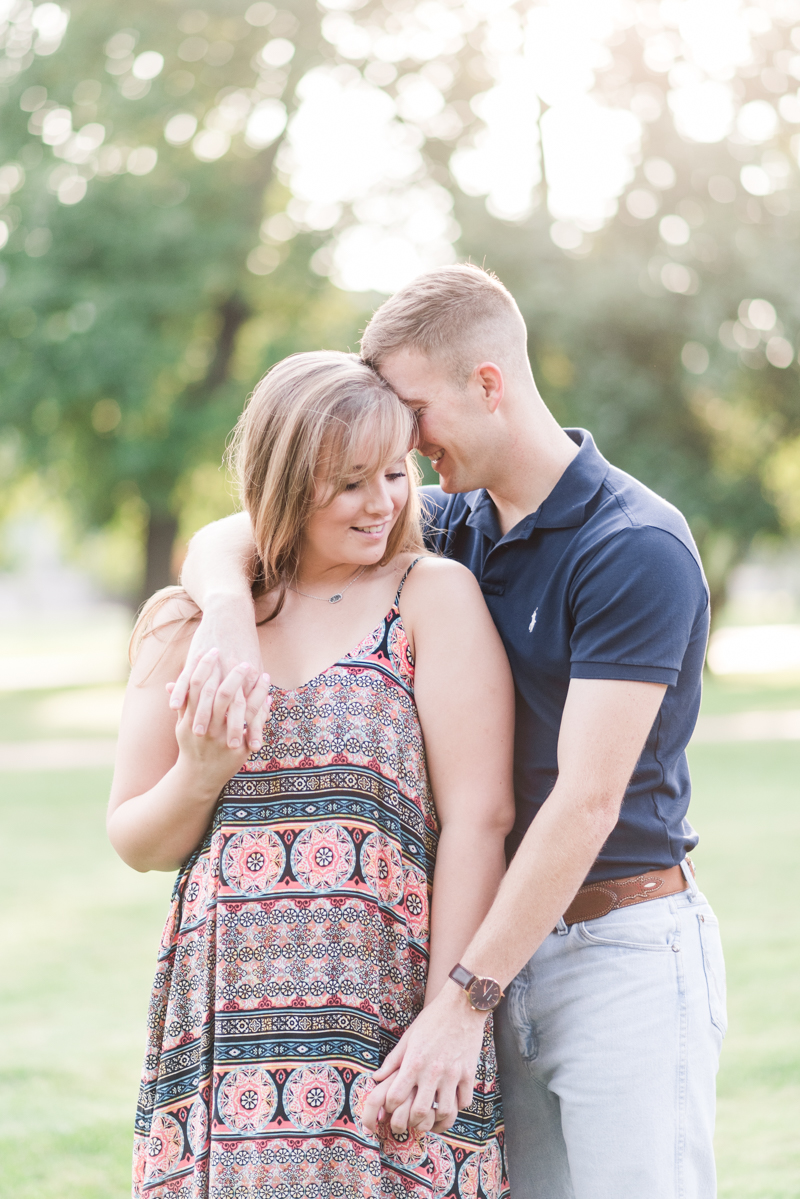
[486,415,580,537]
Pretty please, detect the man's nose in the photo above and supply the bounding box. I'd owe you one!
[414,424,434,457]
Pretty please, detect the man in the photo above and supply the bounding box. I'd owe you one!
[173,265,725,1198]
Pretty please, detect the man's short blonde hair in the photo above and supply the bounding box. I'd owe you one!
[360,263,526,385]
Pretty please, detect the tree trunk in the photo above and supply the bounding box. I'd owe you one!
[141,514,179,606]
[204,294,249,391]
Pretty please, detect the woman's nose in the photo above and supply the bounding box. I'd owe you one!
[364,482,393,514]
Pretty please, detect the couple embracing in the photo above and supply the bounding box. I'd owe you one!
[109,264,725,1199]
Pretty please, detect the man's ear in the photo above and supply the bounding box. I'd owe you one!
[474,362,504,414]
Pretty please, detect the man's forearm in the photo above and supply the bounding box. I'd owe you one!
[365,678,666,1135]
[181,511,257,609]
[170,513,264,739]
[458,780,619,988]
[362,782,612,1136]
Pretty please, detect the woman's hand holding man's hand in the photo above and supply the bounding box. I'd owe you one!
[169,649,271,783]
[363,987,487,1138]
[168,595,266,751]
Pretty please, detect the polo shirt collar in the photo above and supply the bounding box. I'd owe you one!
[463,488,503,542]
[537,428,610,528]
[464,428,610,543]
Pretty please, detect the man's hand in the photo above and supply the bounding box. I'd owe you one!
[362,984,487,1136]
[169,594,266,751]
[172,649,271,769]
[172,512,263,749]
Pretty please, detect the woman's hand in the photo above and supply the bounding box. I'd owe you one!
[169,593,265,751]
[357,1068,431,1138]
[108,595,270,873]
[173,650,271,782]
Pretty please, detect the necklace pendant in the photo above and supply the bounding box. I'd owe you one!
[329,593,343,604]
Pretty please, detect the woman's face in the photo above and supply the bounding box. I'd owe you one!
[302,452,410,571]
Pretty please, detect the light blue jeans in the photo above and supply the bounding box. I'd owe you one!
[495,864,726,1199]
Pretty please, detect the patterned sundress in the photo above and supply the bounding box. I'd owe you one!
[133,561,509,1199]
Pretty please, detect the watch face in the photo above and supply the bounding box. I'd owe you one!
[468,977,502,1012]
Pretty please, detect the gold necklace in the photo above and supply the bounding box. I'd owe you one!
[289,565,369,605]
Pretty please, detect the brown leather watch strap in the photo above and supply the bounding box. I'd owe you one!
[560,862,692,928]
[448,963,504,1012]
[449,963,476,990]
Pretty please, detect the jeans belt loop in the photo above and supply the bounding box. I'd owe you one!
[680,856,699,897]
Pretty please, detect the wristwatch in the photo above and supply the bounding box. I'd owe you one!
[448,963,504,1012]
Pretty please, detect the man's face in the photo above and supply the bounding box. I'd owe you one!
[378,348,488,494]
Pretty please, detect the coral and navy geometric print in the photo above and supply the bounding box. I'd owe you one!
[133,575,508,1198]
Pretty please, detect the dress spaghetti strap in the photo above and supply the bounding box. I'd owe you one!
[393,555,425,607]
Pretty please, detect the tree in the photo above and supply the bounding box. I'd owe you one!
[3,0,800,613]
[0,0,373,599]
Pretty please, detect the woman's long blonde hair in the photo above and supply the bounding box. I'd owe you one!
[131,351,424,657]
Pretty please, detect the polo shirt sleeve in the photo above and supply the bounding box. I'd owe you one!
[568,526,709,686]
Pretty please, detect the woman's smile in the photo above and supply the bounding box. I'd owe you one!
[352,521,389,536]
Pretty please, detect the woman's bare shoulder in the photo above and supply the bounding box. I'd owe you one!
[396,557,486,649]
[399,554,509,681]
[129,587,201,684]
[402,554,480,597]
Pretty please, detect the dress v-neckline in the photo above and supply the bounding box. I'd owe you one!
[268,606,398,696]
[268,556,423,696]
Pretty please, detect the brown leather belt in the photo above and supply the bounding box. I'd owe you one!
[560,861,693,928]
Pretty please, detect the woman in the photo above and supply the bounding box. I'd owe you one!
[108,351,515,1199]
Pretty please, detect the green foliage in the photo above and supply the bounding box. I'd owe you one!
[2,1,800,602]
[0,0,369,594]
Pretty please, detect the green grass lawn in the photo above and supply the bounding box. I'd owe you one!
[689,741,800,1198]
[1,707,798,1196]
[0,770,172,1198]
[700,670,800,716]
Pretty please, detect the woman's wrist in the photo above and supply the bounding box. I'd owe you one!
[171,754,229,804]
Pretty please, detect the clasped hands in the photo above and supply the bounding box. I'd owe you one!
[167,647,270,785]
[169,621,269,755]
[362,987,488,1137]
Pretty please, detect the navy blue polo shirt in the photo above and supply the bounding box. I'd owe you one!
[421,429,709,884]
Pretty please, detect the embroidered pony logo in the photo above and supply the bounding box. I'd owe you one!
[529,608,538,633]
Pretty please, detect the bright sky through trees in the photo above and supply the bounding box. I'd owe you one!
[4,0,799,294]
[294,0,800,291]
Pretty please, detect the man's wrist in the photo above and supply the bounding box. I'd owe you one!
[203,587,254,612]
[442,977,493,1023]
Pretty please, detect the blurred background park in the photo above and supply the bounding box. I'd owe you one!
[1,0,799,1194]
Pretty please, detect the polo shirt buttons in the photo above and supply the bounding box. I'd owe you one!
[672,944,681,952]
